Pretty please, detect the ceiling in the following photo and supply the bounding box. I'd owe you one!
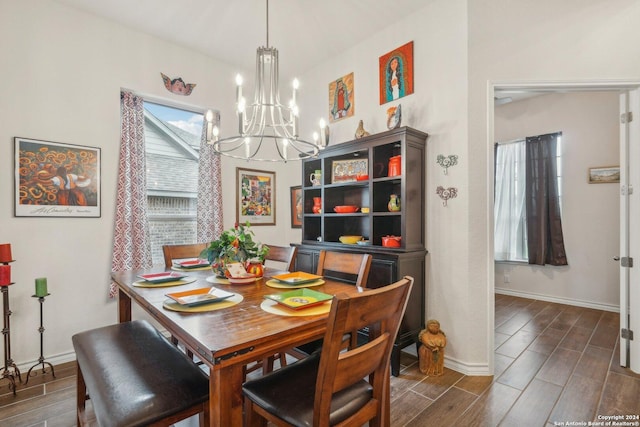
[54,0,429,78]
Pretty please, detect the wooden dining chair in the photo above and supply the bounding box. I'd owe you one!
[162,243,209,268]
[288,250,373,359]
[263,244,297,272]
[244,245,298,378]
[242,276,414,427]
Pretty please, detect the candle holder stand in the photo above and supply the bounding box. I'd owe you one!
[25,293,55,385]
[1,275,22,395]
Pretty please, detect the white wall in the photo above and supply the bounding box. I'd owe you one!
[0,0,300,367]
[494,92,620,309]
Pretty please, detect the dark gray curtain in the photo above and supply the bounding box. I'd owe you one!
[525,132,568,266]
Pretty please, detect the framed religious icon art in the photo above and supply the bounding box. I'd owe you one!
[236,167,276,226]
[328,72,355,123]
[379,41,414,105]
[14,137,101,217]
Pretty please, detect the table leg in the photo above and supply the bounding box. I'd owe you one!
[209,364,244,427]
[118,288,131,323]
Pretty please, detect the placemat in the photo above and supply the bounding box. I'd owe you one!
[132,277,197,288]
[205,276,262,285]
[171,265,212,272]
[265,279,325,289]
[206,276,230,285]
[260,299,331,317]
[162,293,243,312]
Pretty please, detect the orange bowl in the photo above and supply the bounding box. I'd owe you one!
[381,235,402,247]
[356,174,369,181]
[333,205,359,213]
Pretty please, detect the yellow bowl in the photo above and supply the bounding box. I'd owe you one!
[339,235,363,244]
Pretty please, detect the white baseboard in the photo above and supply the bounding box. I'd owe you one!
[14,350,77,376]
[495,287,619,313]
[444,355,491,376]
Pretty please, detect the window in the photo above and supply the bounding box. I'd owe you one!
[143,101,203,265]
[494,136,562,262]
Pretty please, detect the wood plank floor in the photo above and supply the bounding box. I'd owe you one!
[1,294,639,426]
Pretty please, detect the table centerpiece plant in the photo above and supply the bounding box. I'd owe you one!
[200,222,269,278]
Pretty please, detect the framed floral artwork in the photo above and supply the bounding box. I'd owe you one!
[236,167,275,226]
[328,72,354,123]
[379,41,414,105]
[14,137,101,217]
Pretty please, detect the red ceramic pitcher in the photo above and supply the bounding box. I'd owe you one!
[388,155,401,177]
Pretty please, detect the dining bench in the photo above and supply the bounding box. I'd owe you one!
[72,319,210,427]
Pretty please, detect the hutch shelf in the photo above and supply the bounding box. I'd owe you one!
[293,126,428,376]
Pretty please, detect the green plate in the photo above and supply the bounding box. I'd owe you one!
[264,288,332,310]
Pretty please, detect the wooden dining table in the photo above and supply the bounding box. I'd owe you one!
[111,266,362,427]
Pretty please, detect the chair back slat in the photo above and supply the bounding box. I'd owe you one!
[264,245,297,272]
[316,251,372,287]
[162,243,208,268]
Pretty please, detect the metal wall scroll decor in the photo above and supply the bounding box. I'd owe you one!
[436,186,458,207]
[436,154,458,175]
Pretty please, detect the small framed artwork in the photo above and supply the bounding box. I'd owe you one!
[379,41,414,105]
[332,158,368,183]
[328,72,354,123]
[236,167,276,225]
[14,137,101,217]
[588,166,620,184]
[290,186,302,228]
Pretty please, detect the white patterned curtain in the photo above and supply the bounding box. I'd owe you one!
[110,91,152,297]
[196,113,224,243]
[494,140,527,261]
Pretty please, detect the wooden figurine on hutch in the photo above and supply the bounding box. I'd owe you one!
[419,319,447,376]
[354,120,370,139]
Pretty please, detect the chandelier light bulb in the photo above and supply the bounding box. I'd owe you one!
[237,97,246,113]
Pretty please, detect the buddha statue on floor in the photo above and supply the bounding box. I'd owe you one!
[418,319,447,376]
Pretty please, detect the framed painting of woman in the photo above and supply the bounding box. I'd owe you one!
[379,41,414,105]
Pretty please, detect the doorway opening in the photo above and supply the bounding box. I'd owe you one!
[488,80,640,375]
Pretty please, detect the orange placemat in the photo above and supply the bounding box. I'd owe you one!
[162,294,243,312]
[133,277,197,288]
[260,299,331,317]
[265,279,325,289]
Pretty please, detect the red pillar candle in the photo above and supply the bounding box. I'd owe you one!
[0,243,12,263]
[0,265,11,286]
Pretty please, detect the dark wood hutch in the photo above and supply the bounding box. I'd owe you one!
[293,126,428,376]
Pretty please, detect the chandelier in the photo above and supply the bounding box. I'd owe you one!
[205,0,325,162]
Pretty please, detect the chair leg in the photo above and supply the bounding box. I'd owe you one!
[244,396,267,427]
[76,363,88,426]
